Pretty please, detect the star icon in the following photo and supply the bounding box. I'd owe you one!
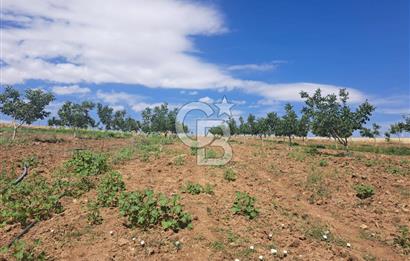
[214,96,234,117]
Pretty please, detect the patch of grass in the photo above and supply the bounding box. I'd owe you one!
[319,159,328,167]
[288,149,306,162]
[386,165,409,176]
[224,168,237,182]
[97,171,126,207]
[19,155,40,168]
[231,191,259,219]
[304,146,320,156]
[181,182,214,195]
[118,189,192,231]
[210,241,225,251]
[304,222,346,246]
[206,149,218,159]
[112,146,137,164]
[354,184,375,199]
[135,136,164,162]
[394,225,410,252]
[306,168,330,203]
[173,154,186,166]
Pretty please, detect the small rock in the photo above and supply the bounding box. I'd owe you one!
[270,248,277,255]
[109,230,114,235]
[259,255,264,260]
[360,224,368,230]
[283,250,288,256]
[346,242,351,248]
[249,245,254,250]
[140,240,145,246]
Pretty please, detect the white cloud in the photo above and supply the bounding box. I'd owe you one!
[0,0,367,103]
[110,105,125,112]
[227,61,286,72]
[52,85,91,95]
[199,96,214,104]
[1,0,231,89]
[180,90,198,95]
[96,90,144,105]
[131,102,164,112]
[240,82,365,103]
[376,107,410,115]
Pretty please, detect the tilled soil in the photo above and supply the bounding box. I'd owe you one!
[1,135,409,261]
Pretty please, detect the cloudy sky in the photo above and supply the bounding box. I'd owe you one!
[0,0,409,131]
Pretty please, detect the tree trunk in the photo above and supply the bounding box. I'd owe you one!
[288,135,292,146]
[12,126,17,140]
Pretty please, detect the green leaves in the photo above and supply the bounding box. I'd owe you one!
[118,190,192,231]
[354,184,375,199]
[48,101,96,134]
[300,88,375,148]
[97,171,126,207]
[0,86,54,139]
[231,191,259,219]
[65,150,108,177]
[0,174,63,226]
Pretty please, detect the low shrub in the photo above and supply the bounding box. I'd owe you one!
[10,240,46,261]
[224,168,237,182]
[97,171,126,207]
[354,184,375,199]
[64,150,108,177]
[231,191,259,219]
[0,174,63,226]
[181,182,214,195]
[86,200,103,225]
[118,190,192,231]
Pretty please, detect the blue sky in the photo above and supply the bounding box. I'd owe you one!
[0,0,409,133]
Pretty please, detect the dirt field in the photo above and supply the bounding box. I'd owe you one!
[1,132,409,261]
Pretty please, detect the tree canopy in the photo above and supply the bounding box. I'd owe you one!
[300,88,374,149]
[0,85,54,139]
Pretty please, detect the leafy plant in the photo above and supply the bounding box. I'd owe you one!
[0,174,63,226]
[319,159,328,167]
[118,189,192,231]
[97,171,126,207]
[203,183,214,195]
[231,191,259,219]
[224,168,237,182]
[87,200,103,225]
[174,155,186,166]
[65,150,108,177]
[11,240,46,261]
[182,182,203,195]
[354,184,375,199]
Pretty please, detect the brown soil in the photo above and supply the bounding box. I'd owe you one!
[1,134,409,261]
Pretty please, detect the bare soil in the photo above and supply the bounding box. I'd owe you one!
[1,134,409,261]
